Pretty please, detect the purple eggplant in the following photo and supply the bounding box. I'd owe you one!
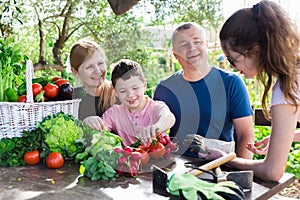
[58,83,73,100]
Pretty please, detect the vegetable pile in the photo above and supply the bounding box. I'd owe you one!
[0,132,43,166]
[0,110,179,182]
[114,146,142,177]
[38,112,85,159]
[0,112,85,168]
[14,76,72,102]
[109,134,179,177]
[76,130,179,180]
[130,134,178,166]
[76,130,124,181]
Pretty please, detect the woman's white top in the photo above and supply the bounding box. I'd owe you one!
[271,72,300,121]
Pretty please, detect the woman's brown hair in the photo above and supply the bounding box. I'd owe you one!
[69,38,117,113]
[220,0,300,119]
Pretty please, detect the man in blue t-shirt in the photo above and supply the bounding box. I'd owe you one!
[153,22,254,159]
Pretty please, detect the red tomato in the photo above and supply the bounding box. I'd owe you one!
[51,76,61,82]
[135,149,150,165]
[32,83,43,97]
[46,152,64,169]
[18,95,27,102]
[43,83,59,98]
[140,151,150,165]
[24,150,40,165]
[43,96,49,102]
[149,141,165,160]
[55,79,69,87]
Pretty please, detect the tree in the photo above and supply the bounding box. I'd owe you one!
[28,0,83,70]
[141,0,223,64]
[7,0,223,74]
[17,0,149,71]
[135,0,223,30]
[0,0,23,38]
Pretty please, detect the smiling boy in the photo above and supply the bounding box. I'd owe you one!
[100,59,175,146]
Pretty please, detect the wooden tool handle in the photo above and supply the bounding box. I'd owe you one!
[188,152,236,176]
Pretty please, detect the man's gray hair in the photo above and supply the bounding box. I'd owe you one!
[171,22,207,46]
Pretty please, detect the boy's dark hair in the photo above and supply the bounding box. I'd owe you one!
[111,59,145,87]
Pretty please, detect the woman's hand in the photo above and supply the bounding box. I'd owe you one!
[246,136,270,155]
[83,116,106,131]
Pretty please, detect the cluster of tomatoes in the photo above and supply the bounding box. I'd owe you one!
[156,134,178,159]
[114,135,178,177]
[23,150,64,169]
[133,134,178,163]
[18,77,70,102]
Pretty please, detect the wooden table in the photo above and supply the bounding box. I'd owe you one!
[0,156,295,200]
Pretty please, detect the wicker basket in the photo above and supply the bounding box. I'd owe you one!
[0,60,81,139]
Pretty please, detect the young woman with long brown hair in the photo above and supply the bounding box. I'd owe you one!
[201,0,300,181]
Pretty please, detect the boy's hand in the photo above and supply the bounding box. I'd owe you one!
[83,116,107,131]
[140,125,159,146]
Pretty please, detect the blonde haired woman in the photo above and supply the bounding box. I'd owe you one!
[70,38,118,130]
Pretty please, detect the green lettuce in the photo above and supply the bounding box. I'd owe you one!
[88,130,123,156]
[37,112,85,159]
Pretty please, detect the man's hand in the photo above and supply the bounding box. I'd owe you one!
[182,134,235,155]
[198,147,226,161]
[182,134,208,153]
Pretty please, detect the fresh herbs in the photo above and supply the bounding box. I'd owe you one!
[0,37,27,101]
[76,129,123,181]
[0,130,44,167]
[82,148,120,181]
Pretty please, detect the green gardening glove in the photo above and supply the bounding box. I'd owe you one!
[168,173,244,200]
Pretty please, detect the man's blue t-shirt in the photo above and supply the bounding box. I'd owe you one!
[153,67,253,155]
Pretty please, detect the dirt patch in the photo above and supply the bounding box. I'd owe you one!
[278,179,300,199]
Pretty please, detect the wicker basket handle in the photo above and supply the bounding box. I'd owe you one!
[26,60,34,103]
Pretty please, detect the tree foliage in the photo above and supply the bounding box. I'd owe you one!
[135,0,223,30]
[0,0,223,73]
[0,0,23,37]
[8,0,152,71]
[28,0,102,69]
